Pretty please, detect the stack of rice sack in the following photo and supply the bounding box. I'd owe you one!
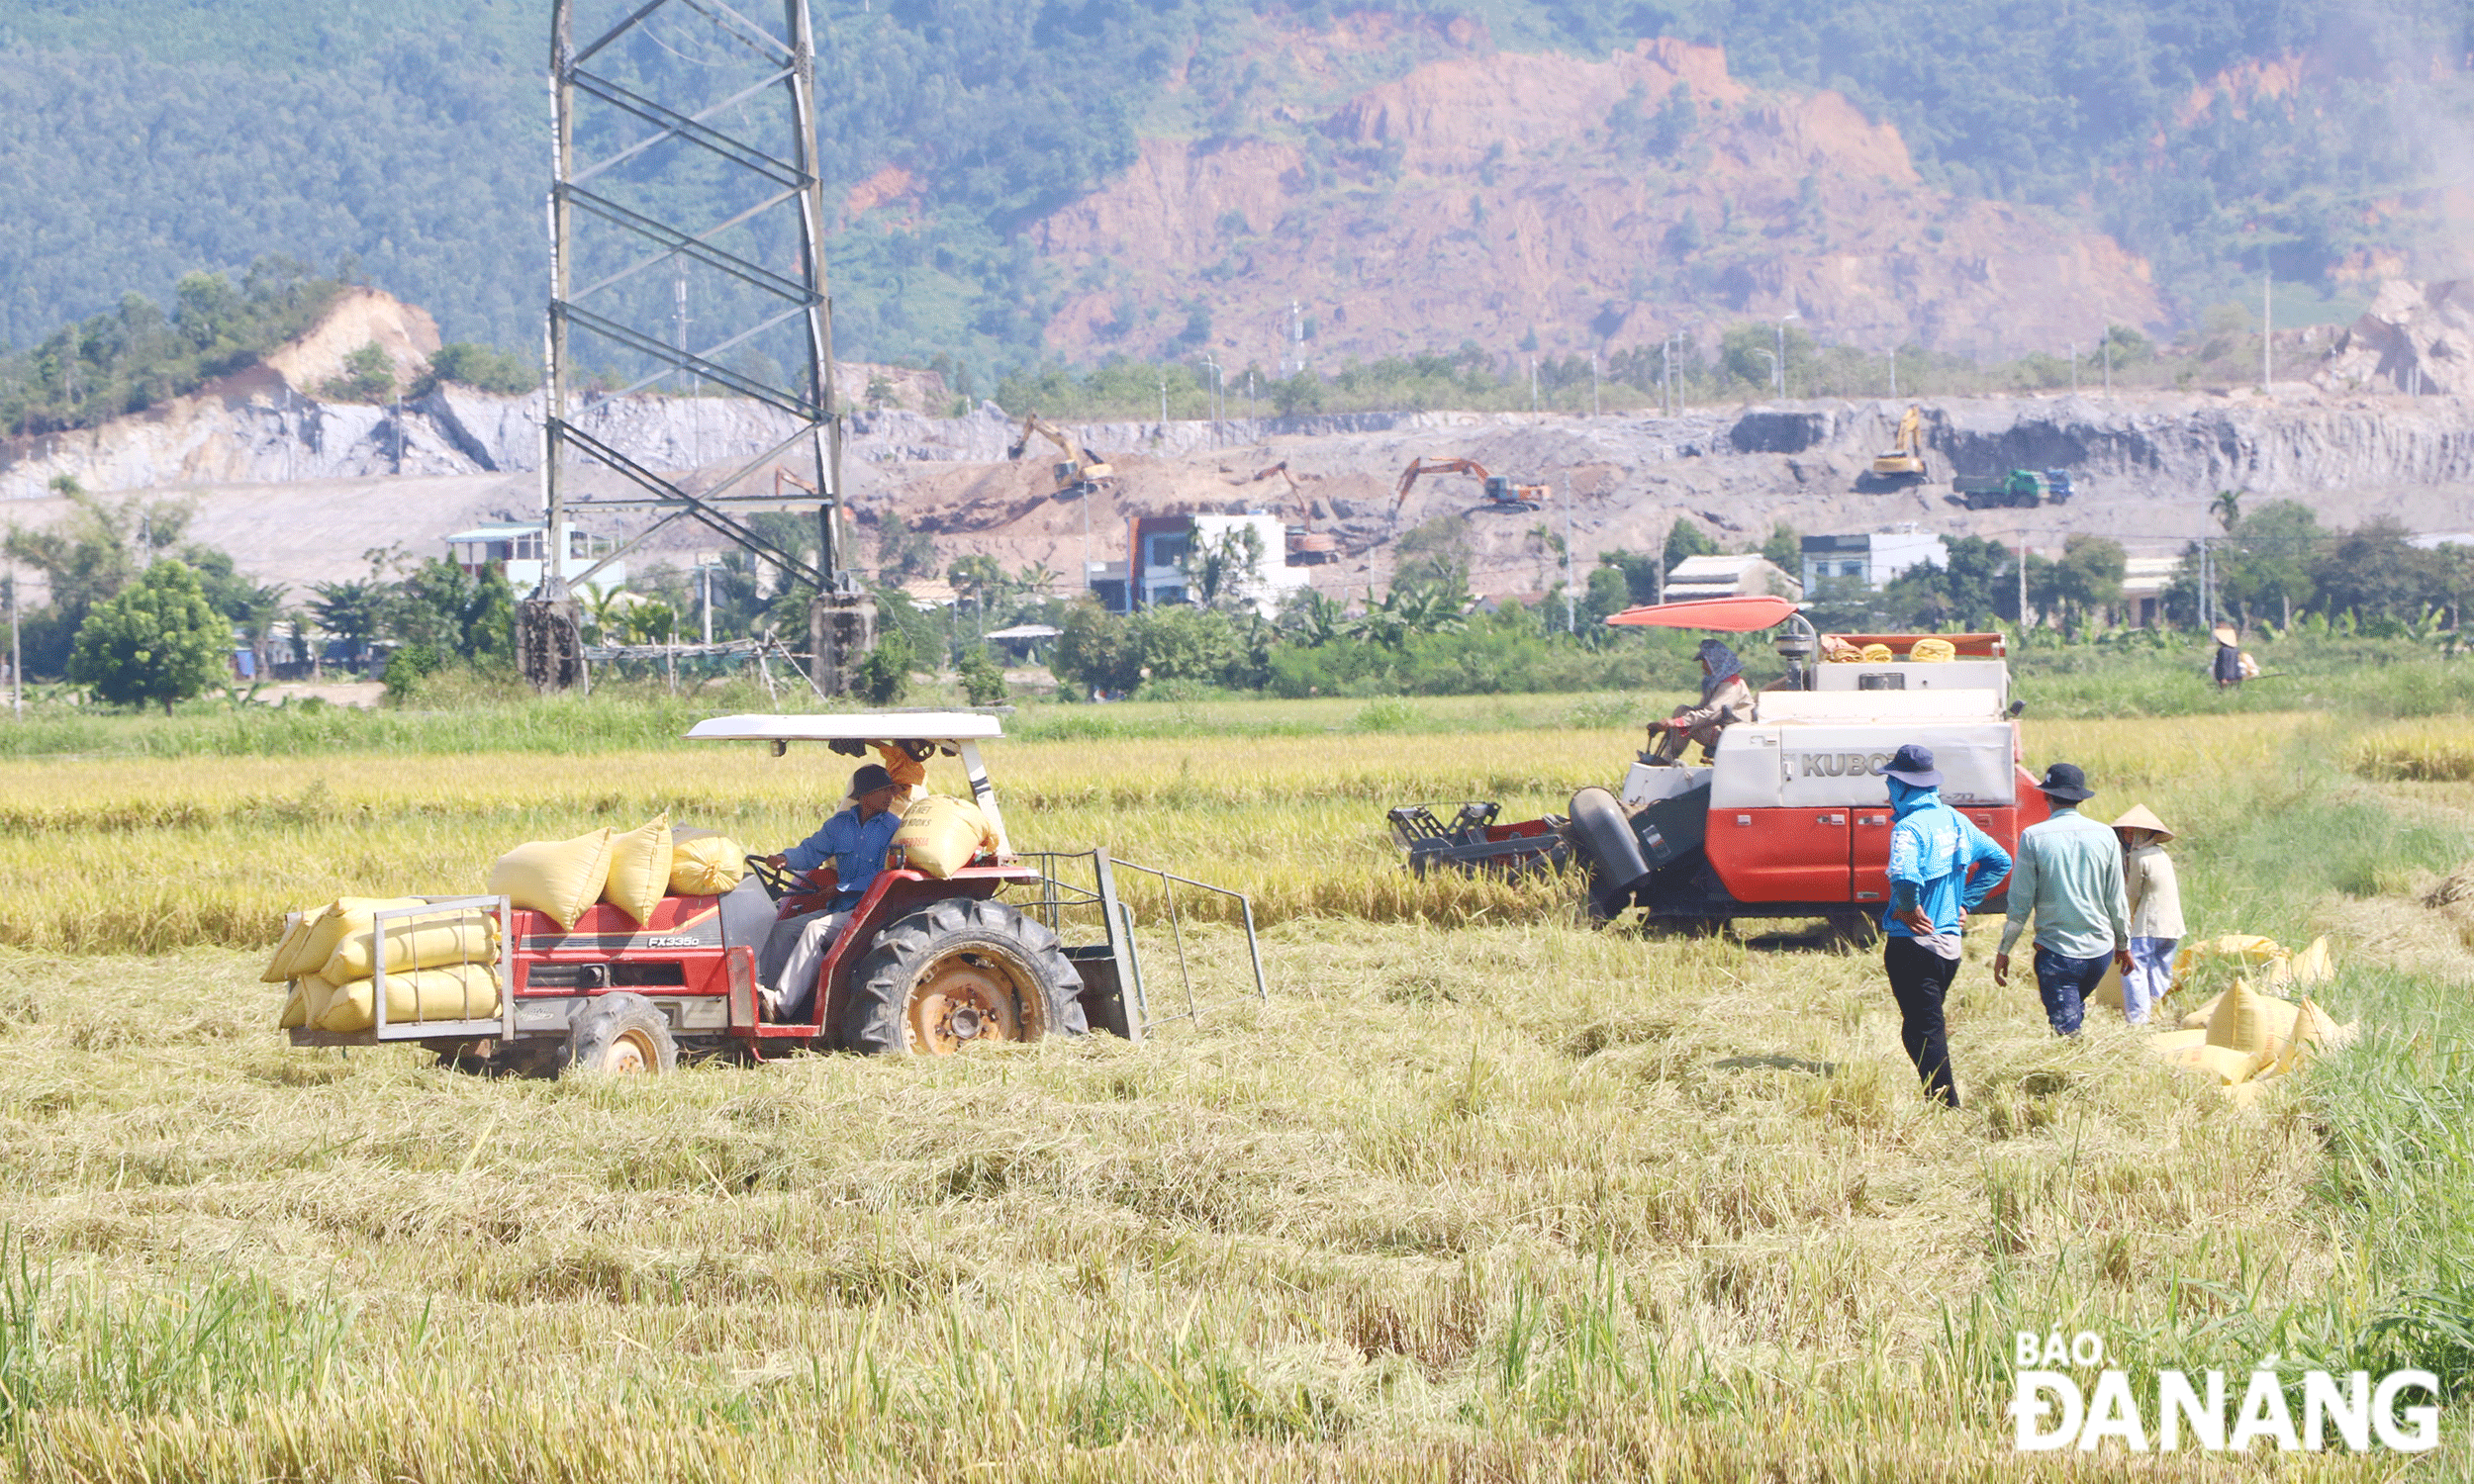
[2146,935,2358,1104]
[484,814,748,926]
[269,815,750,1032]
[265,897,500,1032]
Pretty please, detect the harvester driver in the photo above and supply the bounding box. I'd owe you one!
[755,763,905,1021]
[1645,639,1754,764]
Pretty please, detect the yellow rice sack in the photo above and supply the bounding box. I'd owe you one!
[892,795,997,880]
[2091,961,2125,1011]
[2203,978,2279,1057]
[601,814,674,926]
[261,908,330,983]
[322,911,495,982]
[276,979,310,1029]
[1908,637,1956,663]
[1859,643,1893,663]
[316,964,502,1033]
[487,828,615,930]
[301,974,339,1028]
[669,828,746,895]
[2172,934,2289,988]
[2147,1028,2209,1058]
[2165,1040,2264,1085]
[2179,989,2223,1030]
[289,897,427,978]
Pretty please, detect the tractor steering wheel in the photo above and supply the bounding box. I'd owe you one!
[746,854,802,902]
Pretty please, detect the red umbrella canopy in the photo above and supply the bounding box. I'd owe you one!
[1602,595,1798,632]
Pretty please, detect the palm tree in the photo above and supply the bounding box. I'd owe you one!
[2209,490,2243,534]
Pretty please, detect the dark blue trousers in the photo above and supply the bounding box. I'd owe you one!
[2033,944,2111,1036]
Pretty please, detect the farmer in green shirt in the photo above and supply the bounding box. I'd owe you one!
[1993,763,2132,1036]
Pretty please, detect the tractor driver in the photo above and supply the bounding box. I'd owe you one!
[754,763,906,1021]
[1645,638,1755,764]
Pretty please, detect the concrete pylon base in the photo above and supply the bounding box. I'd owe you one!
[808,593,877,697]
[517,597,590,694]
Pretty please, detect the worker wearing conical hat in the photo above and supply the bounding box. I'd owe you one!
[2112,804,2183,1026]
[1645,639,1754,764]
[2212,624,2243,688]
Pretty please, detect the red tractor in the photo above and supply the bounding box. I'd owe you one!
[286,712,1258,1074]
[1391,596,2047,931]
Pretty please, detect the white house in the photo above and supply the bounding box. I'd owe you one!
[1662,554,1803,603]
[1800,526,1947,592]
[445,520,625,595]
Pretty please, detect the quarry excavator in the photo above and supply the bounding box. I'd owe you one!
[1393,456,1550,515]
[1007,412,1115,499]
[1864,405,1930,488]
[1237,460,1338,564]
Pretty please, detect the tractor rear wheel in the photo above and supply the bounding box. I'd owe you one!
[842,899,1088,1057]
[562,992,678,1076]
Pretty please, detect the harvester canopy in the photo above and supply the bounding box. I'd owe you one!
[685,711,1004,746]
[1604,595,1799,631]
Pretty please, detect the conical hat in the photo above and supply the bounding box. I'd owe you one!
[2112,803,2175,840]
[2212,624,2238,645]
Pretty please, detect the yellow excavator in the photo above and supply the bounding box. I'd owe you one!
[1867,405,1929,485]
[1393,456,1549,514]
[1234,460,1338,563]
[1006,412,1115,499]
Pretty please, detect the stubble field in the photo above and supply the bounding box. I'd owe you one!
[0,698,2468,1480]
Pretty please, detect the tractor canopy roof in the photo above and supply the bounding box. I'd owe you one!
[686,712,1005,748]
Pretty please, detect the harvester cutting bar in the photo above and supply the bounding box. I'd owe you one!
[1387,803,1569,878]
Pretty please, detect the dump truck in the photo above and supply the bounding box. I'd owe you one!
[283,711,1263,1073]
[1949,469,2074,510]
[1389,596,2046,930]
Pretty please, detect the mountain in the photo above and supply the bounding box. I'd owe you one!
[0,0,2466,379]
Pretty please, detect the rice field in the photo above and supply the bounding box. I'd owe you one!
[0,703,2468,1479]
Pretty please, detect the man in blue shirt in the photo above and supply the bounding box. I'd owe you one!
[1880,743,2013,1108]
[756,764,906,1021]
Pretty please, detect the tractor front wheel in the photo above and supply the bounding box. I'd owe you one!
[843,899,1089,1057]
[563,992,679,1076]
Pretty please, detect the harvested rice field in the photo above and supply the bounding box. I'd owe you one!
[0,702,2468,1479]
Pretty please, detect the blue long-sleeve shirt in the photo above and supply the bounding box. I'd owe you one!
[1884,786,2012,940]
[783,805,904,908]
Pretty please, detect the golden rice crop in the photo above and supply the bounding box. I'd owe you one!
[0,703,2447,1480]
[2342,718,2474,782]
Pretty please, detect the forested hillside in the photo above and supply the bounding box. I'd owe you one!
[0,0,2464,376]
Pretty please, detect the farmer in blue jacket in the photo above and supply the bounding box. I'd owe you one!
[1881,743,2013,1108]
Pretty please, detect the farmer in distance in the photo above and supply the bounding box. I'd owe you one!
[754,762,905,1021]
[1879,743,2013,1108]
[1644,638,1755,763]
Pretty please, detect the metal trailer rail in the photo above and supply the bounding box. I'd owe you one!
[287,895,512,1048]
[1013,849,1267,1040]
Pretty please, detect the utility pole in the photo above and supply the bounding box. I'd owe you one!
[1776,311,1800,396]
[2070,342,2078,396]
[2017,530,2030,632]
[1889,348,1896,400]
[1561,487,1575,634]
[1661,337,1672,417]
[1158,373,1168,430]
[2262,268,2273,392]
[6,568,19,719]
[1590,353,1600,417]
[1529,358,1538,413]
[2103,333,2112,397]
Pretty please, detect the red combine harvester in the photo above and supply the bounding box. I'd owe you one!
[1389,596,2046,929]
[286,711,1263,1074]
